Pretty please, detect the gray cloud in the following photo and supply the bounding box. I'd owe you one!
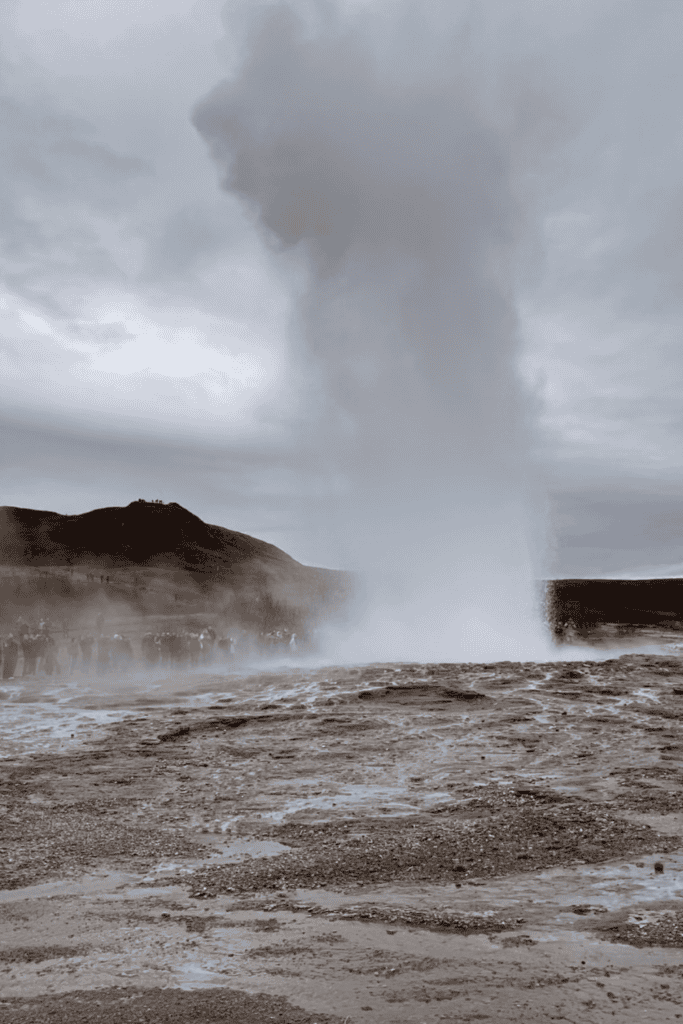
[549,480,683,578]
[0,407,332,558]
[0,2,255,320]
[0,84,153,311]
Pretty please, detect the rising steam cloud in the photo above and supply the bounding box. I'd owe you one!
[194,0,551,661]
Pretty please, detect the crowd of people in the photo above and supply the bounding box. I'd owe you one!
[0,620,303,680]
[1,621,62,680]
[140,628,217,668]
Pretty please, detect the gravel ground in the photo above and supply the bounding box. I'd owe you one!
[303,904,524,933]
[597,909,683,948]
[183,794,679,896]
[4,652,683,1022]
[0,986,344,1023]
[0,799,203,890]
[0,946,90,964]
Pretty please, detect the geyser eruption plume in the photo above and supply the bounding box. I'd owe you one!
[194,0,551,661]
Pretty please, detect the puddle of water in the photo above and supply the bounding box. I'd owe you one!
[257,784,423,823]
[140,839,292,881]
[0,705,142,757]
[0,667,364,757]
[633,687,661,702]
[210,929,259,956]
[217,839,291,859]
[0,839,293,901]
[0,870,140,902]
[175,965,235,989]
[98,885,187,899]
[489,927,607,947]
[291,852,683,922]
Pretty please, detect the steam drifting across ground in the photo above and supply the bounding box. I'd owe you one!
[193,0,551,662]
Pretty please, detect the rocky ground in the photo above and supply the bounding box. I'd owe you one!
[3,645,683,1021]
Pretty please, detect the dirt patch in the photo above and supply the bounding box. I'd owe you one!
[356,685,488,702]
[597,908,683,948]
[0,799,202,890]
[620,788,683,814]
[183,802,677,896]
[500,934,538,947]
[314,904,522,933]
[156,715,254,742]
[0,945,89,963]
[0,986,344,1023]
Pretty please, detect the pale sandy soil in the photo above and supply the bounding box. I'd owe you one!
[3,644,683,1021]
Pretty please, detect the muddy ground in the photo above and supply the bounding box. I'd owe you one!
[3,646,683,1021]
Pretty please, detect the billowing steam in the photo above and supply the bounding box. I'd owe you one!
[193,1,551,661]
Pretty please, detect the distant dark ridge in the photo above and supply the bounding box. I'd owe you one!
[546,578,683,630]
[0,500,299,573]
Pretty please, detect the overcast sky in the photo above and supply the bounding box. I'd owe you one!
[1,0,682,580]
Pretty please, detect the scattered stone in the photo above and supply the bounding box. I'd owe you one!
[597,908,683,948]
[500,934,538,947]
[0,986,344,1023]
[175,802,678,896]
[0,945,89,964]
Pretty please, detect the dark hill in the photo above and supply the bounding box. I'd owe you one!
[0,501,352,625]
[0,500,297,574]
